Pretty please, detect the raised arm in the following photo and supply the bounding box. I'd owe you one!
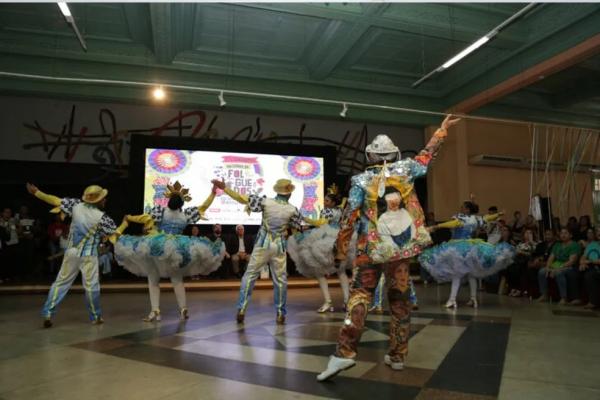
[432,218,464,230]
[184,186,218,223]
[26,183,61,207]
[412,115,461,178]
[483,213,503,223]
[211,179,248,205]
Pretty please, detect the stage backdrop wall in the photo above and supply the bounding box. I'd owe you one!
[0,94,424,176]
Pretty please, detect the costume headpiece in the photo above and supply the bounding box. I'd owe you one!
[164,181,192,202]
[326,183,340,197]
[365,134,401,162]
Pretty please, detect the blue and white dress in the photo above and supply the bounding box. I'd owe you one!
[288,207,356,277]
[418,214,515,282]
[115,206,225,278]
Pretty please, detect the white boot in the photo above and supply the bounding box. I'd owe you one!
[179,308,189,320]
[317,356,356,381]
[143,310,161,322]
[317,301,334,313]
[444,300,457,309]
[384,354,404,371]
[466,297,478,308]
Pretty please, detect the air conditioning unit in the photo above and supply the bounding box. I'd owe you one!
[470,154,599,172]
[469,154,526,168]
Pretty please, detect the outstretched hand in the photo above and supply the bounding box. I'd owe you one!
[441,114,461,131]
[211,178,226,190]
[26,182,38,195]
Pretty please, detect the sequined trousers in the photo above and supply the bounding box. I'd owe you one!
[335,259,411,363]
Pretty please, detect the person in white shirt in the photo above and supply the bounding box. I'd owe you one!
[1,208,20,281]
[26,183,118,328]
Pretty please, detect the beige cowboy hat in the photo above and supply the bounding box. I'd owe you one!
[82,185,108,204]
[273,179,295,195]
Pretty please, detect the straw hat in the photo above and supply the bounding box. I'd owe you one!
[273,179,295,195]
[82,185,108,204]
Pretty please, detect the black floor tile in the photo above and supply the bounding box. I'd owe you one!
[425,321,509,396]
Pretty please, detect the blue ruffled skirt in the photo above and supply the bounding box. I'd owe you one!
[418,239,515,282]
[115,233,225,278]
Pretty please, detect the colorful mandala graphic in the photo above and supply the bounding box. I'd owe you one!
[285,156,322,181]
[148,149,189,174]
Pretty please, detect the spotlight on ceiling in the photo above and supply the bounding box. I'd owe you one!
[340,103,348,118]
[152,86,166,101]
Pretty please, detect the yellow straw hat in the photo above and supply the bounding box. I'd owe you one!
[273,179,295,195]
[81,185,108,204]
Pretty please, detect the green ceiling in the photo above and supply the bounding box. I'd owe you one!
[0,3,599,128]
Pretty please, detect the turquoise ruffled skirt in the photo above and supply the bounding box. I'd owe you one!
[115,233,225,278]
[418,239,515,282]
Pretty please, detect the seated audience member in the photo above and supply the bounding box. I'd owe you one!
[98,238,113,279]
[550,217,561,234]
[576,215,592,242]
[1,208,19,281]
[526,229,557,298]
[209,224,224,242]
[537,228,581,305]
[499,225,516,245]
[566,216,579,237]
[578,227,595,249]
[531,229,557,266]
[16,205,38,278]
[580,227,600,309]
[508,228,538,297]
[523,214,538,239]
[486,206,501,244]
[0,220,10,283]
[209,224,230,278]
[511,211,525,242]
[226,225,254,278]
[47,214,68,275]
[188,225,202,280]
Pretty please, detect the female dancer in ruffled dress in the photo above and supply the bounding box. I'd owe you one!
[287,184,352,313]
[115,181,225,321]
[419,201,514,308]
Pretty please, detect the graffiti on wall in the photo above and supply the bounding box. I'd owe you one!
[22,105,416,176]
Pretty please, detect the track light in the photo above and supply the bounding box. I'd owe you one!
[152,86,166,101]
[340,103,348,118]
[56,2,87,51]
[218,91,226,107]
[440,36,491,70]
[57,2,71,17]
[412,3,537,88]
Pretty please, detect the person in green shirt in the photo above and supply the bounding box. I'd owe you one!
[581,227,600,309]
[537,228,581,305]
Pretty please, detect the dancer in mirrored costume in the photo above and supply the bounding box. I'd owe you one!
[317,115,460,381]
